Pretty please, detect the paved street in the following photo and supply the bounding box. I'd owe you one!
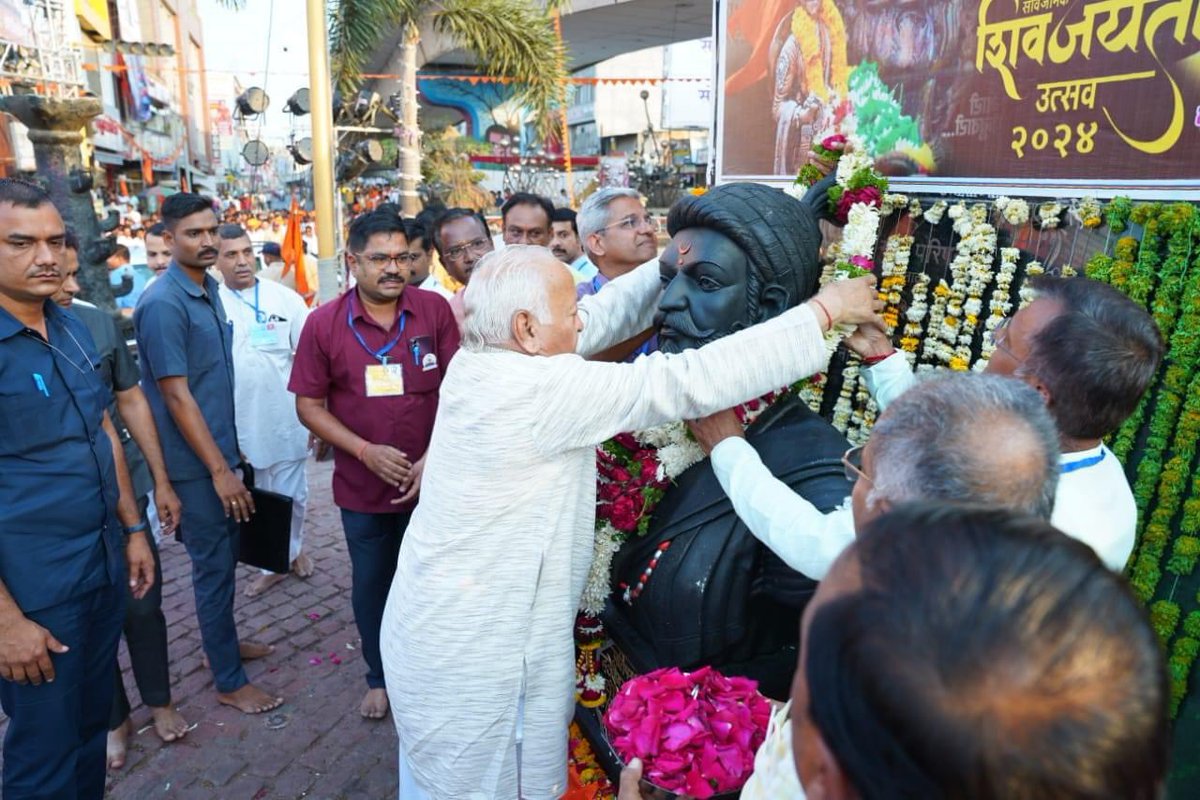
[0,459,399,800]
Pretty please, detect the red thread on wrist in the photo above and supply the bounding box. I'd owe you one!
[811,298,833,331]
[863,349,897,367]
[357,442,370,461]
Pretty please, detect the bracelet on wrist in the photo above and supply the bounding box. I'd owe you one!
[862,349,897,367]
[123,521,150,536]
[810,298,834,331]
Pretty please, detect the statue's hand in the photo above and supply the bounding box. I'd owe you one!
[687,409,744,455]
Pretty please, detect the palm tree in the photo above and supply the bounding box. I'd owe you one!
[328,0,568,215]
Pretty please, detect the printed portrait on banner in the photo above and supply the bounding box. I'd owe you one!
[716,0,1200,193]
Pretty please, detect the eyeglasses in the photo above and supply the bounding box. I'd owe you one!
[988,316,1024,363]
[358,252,419,267]
[443,237,492,262]
[841,445,873,486]
[598,213,658,234]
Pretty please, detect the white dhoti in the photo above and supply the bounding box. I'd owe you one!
[254,457,309,574]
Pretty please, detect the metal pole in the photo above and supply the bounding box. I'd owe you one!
[306,0,339,302]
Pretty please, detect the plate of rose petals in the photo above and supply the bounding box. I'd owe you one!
[603,666,771,799]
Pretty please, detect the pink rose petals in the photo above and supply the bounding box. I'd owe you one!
[603,667,770,797]
[328,652,342,665]
[308,657,323,666]
[305,613,321,621]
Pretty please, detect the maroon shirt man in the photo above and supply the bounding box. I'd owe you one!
[290,211,459,720]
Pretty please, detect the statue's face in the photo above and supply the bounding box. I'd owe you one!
[656,227,754,353]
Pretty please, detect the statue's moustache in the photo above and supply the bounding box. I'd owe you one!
[655,312,716,341]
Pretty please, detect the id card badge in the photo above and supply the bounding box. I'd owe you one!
[365,363,405,397]
[249,322,280,348]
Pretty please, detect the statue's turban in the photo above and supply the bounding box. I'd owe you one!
[666,178,834,307]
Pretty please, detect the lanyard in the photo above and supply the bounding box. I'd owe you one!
[1061,449,1106,474]
[233,281,264,323]
[348,297,407,364]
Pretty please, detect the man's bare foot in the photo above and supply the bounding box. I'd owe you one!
[202,641,274,669]
[360,687,389,720]
[291,552,314,578]
[217,683,284,714]
[107,718,132,769]
[149,705,189,743]
[244,572,287,597]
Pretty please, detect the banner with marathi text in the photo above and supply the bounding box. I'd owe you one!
[714,0,1200,197]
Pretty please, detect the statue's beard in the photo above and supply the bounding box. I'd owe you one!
[657,314,744,354]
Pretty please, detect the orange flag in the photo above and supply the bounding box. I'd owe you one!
[280,198,311,302]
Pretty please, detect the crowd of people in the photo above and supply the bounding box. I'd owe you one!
[0,170,1175,800]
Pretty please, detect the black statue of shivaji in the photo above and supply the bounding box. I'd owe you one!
[589,179,854,720]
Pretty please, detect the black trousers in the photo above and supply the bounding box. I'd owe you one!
[339,509,412,689]
[110,530,171,729]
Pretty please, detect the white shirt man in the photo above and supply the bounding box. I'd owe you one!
[380,245,879,799]
[215,226,313,595]
[863,353,1136,570]
[707,276,1162,576]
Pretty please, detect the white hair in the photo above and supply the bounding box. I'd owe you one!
[577,187,642,241]
[461,245,558,351]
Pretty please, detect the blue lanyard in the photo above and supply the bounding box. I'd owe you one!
[347,297,407,364]
[1061,449,1106,474]
[233,281,264,323]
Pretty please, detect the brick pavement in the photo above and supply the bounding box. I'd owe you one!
[0,459,399,800]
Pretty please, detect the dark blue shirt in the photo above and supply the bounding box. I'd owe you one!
[70,303,153,499]
[133,263,239,482]
[0,301,123,613]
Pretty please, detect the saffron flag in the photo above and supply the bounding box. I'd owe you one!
[280,198,311,303]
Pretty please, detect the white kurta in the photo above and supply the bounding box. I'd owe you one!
[218,278,310,468]
[381,260,833,799]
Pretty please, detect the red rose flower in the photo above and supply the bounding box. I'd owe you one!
[821,133,847,150]
[610,494,639,532]
[599,482,621,502]
[611,467,631,483]
[835,185,882,222]
[639,457,659,481]
[613,432,639,451]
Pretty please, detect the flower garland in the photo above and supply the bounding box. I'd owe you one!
[1074,196,1103,228]
[1105,196,1134,233]
[566,721,616,799]
[829,143,888,226]
[877,234,913,335]
[923,200,948,226]
[976,246,1018,367]
[789,0,849,104]
[994,196,1030,227]
[795,134,846,189]
[1018,261,1044,308]
[900,272,930,364]
[1036,201,1063,229]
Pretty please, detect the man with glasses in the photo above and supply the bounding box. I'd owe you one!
[848,275,1163,570]
[575,188,661,358]
[430,208,494,331]
[688,372,1060,580]
[290,210,460,720]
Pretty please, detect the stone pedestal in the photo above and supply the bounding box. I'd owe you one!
[0,95,117,311]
